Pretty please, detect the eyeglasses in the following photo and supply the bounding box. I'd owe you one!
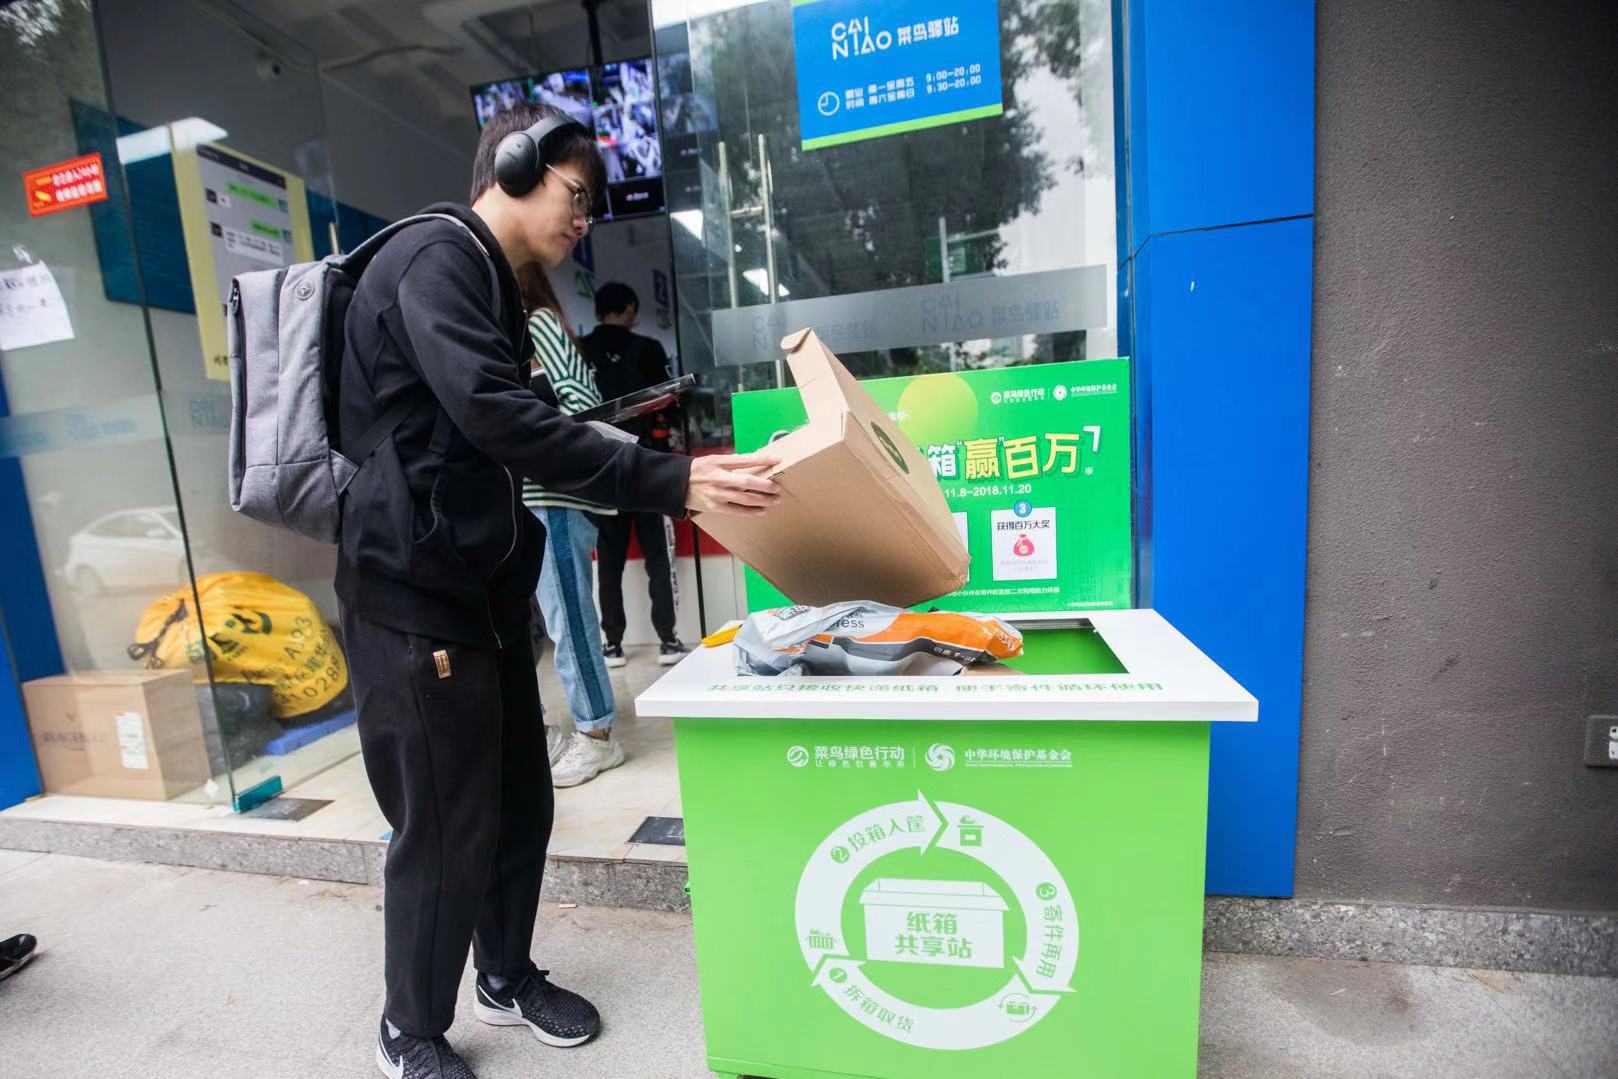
[546,165,594,226]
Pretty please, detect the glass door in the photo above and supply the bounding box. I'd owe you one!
[652,0,1121,623]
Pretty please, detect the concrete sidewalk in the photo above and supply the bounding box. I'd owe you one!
[1,850,1613,1078]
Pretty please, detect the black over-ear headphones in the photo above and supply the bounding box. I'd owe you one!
[494,114,591,197]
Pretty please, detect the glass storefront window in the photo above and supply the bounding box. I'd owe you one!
[1,0,360,808]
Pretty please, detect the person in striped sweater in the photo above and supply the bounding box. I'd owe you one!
[517,264,625,788]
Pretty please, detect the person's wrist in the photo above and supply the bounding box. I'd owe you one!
[676,452,697,516]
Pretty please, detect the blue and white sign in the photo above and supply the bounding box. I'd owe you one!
[791,0,1003,151]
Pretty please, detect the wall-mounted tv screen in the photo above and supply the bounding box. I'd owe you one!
[471,58,665,221]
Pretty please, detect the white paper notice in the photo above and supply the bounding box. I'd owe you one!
[990,505,1058,581]
[0,263,75,351]
[115,711,150,770]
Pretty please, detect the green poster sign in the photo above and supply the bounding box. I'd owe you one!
[731,359,1134,614]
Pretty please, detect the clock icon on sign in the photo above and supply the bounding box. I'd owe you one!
[817,91,840,116]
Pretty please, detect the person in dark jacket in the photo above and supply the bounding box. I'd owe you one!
[339,101,778,1079]
[577,283,687,668]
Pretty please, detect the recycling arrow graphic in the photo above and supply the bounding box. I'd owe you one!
[795,791,1079,1051]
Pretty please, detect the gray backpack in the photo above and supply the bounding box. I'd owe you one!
[226,214,500,543]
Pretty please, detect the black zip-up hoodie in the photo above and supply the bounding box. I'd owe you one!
[336,203,690,648]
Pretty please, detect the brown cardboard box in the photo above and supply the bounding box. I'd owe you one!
[23,669,211,800]
[695,328,970,608]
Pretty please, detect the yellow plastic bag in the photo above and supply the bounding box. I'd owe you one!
[129,572,348,719]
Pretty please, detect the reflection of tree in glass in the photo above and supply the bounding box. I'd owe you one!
[0,0,81,48]
[1011,0,1112,177]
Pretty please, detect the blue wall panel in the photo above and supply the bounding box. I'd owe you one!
[1137,218,1313,896]
[0,623,41,810]
[0,359,57,809]
[1123,0,1316,895]
[72,100,197,314]
[1125,0,1315,248]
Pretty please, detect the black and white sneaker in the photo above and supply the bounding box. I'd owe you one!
[0,934,37,981]
[376,1017,477,1079]
[474,968,601,1047]
[602,643,627,669]
[657,640,689,666]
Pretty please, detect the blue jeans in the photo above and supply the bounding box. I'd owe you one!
[534,507,616,733]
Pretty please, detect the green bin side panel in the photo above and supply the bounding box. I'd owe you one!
[675,717,1211,1079]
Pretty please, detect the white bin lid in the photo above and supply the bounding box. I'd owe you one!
[636,608,1258,723]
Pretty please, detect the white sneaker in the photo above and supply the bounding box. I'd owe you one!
[544,724,569,766]
[551,731,625,788]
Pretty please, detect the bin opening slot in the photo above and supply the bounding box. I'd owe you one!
[997,621,1129,676]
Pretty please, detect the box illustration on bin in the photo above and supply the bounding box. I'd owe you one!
[860,878,1008,969]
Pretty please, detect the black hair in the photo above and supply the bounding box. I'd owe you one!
[516,263,578,344]
[594,281,639,318]
[469,101,607,213]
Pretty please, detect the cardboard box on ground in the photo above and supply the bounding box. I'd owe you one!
[694,329,970,608]
[22,670,212,800]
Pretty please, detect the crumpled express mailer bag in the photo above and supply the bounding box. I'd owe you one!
[129,571,348,719]
[734,602,1023,677]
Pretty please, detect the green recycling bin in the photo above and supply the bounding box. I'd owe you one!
[636,609,1256,1079]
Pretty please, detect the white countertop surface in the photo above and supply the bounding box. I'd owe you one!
[635,608,1257,722]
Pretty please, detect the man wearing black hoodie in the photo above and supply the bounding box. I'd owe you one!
[339,102,778,1079]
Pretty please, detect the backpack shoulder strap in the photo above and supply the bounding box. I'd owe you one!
[344,212,502,321]
[343,393,424,476]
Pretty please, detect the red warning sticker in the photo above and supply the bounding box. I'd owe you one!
[23,152,109,218]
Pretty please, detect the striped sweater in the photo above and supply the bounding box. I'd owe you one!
[522,309,617,515]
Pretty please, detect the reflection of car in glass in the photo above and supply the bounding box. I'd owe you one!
[63,507,186,595]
